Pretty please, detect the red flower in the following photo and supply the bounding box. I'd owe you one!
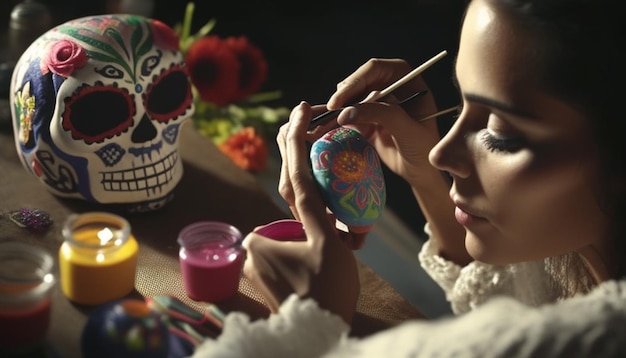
[150,19,180,51]
[223,36,268,100]
[218,127,268,172]
[185,35,240,106]
[40,39,88,77]
[185,35,268,106]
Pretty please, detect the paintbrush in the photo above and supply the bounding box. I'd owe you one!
[308,50,451,130]
[307,90,429,130]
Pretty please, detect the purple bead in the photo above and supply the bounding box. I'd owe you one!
[9,208,53,231]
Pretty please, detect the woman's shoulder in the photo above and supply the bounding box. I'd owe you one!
[559,279,626,313]
[189,281,626,358]
[481,279,626,356]
[328,279,626,357]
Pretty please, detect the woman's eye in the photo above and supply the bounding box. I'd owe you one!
[480,130,525,153]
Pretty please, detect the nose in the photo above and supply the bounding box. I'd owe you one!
[428,117,472,179]
[131,113,158,143]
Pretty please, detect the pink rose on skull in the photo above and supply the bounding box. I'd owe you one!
[40,40,88,77]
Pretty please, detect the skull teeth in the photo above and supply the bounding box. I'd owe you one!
[100,151,178,196]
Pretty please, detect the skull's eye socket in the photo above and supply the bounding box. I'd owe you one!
[144,66,192,123]
[62,84,135,144]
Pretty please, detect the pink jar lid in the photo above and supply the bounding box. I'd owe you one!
[254,219,306,242]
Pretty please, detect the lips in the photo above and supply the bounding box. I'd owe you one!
[450,192,487,226]
[454,206,477,225]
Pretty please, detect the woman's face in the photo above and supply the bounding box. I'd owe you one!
[428,0,611,265]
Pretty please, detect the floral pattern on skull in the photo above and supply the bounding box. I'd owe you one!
[10,15,194,212]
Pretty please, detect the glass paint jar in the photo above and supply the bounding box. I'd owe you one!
[178,221,243,302]
[0,241,55,354]
[59,212,138,305]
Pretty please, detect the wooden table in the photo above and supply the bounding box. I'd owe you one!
[0,122,424,357]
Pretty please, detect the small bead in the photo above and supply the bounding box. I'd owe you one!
[9,208,53,232]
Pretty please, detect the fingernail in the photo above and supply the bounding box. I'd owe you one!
[338,106,357,124]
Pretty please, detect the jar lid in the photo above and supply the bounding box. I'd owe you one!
[10,0,52,31]
[254,219,306,241]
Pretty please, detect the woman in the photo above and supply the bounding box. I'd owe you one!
[191,0,626,356]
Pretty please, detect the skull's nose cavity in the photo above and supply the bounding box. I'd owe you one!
[131,113,157,143]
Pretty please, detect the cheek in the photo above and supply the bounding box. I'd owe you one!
[482,149,608,259]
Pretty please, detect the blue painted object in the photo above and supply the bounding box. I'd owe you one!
[81,299,174,358]
[310,127,386,233]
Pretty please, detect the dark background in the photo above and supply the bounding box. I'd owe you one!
[1,0,465,238]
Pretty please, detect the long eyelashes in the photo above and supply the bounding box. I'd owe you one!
[480,131,525,153]
[450,104,524,153]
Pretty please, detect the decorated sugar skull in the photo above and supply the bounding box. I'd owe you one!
[10,15,194,212]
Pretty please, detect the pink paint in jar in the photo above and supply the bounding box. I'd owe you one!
[178,222,243,303]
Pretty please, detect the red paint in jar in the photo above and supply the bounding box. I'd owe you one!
[0,298,50,347]
[0,242,55,354]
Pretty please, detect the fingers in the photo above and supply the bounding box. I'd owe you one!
[276,102,321,220]
[338,102,429,139]
[276,120,297,218]
[243,228,360,324]
[242,233,293,312]
[327,58,413,109]
[285,105,327,207]
[281,103,337,242]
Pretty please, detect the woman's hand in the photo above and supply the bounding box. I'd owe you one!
[322,58,470,266]
[318,58,443,182]
[242,102,360,324]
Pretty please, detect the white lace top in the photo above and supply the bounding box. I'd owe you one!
[418,237,561,314]
[188,233,626,357]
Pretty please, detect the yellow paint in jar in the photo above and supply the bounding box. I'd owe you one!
[59,212,138,305]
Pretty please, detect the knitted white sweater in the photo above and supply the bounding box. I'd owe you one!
[190,237,626,357]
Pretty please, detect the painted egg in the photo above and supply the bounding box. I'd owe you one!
[310,127,386,233]
[81,299,171,358]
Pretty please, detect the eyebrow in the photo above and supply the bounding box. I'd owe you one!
[451,66,537,120]
[463,93,536,118]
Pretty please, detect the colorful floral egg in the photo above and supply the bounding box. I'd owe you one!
[310,127,386,233]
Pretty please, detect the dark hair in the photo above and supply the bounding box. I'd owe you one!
[491,0,626,278]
